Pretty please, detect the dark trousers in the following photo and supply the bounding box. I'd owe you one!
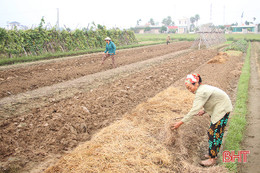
[101,54,116,68]
[208,112,230,158]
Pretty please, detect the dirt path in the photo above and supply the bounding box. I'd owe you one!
[240,42,260,173]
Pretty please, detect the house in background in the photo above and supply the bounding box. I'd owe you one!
[167,26,178,33]
[166,18,191,34]
[176,18,190,34]
[224,25,232,34]
[134,25,162,34]
[6,21,20,30]
[6,21,28,30]
[231,24,258,33]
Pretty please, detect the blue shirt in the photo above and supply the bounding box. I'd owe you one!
[104,41,116,55]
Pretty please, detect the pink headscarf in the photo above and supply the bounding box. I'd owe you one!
[185,73,200,85]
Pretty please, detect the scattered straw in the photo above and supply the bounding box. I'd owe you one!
[45,87,227,173]
[208,52,229,64]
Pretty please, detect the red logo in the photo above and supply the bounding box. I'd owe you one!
[223,150,250,163]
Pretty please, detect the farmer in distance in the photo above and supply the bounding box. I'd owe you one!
[166,34,171,45]
[171,73,233,167]
[101,37,116,68]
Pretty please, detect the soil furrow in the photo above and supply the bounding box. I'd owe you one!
[0,47,217,172]
[0,43,243,173]
[0,49,192,120]
[0,42,192,98]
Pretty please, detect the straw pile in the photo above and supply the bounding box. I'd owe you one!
[45,87,227,173]
[207,52,228,64]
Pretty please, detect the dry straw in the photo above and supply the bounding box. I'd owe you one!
[45,87,227,173]
[208,52,229,64]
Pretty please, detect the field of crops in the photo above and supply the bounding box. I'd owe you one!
[1,36,250,172]
[1,28,260,172]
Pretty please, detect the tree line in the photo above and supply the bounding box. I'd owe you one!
[133,14,200,33]
[0,19,137,58]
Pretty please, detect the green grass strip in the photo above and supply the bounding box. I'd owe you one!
[0,41,164,66]
[135,34,260,43]
[222,42,251,172]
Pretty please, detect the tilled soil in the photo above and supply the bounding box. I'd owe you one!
[0,48,192,120]
[0,42,243,173]
[0,42,191,98]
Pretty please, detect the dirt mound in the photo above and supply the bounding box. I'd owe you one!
[45,87,227,173]
[207,52,228,64]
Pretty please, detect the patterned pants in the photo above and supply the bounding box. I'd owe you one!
[208,112,230,158]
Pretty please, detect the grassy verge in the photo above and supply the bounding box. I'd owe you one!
[226,34,260,42]
[135,33,197,42]
[225,41,233,45]
[222,42,251,172]
[0,41,164,66]
[136,33,260,43]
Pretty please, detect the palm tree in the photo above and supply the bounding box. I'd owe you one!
[149,18,155,25]
[162,16,174,26]
[190,17,196,31]
[195,14,200,27]
[136,19,142,26]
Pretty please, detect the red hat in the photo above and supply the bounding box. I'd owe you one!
[185,73,200,85]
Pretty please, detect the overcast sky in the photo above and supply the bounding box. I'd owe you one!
[0,0,259,29]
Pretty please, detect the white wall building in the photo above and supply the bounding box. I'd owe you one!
[176,18,190,34]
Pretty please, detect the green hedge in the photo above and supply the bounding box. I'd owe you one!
[0,24,137,59]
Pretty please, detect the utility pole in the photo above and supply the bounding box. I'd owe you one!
[223,5,225,25]
[56,8,59,29]
[241,11,244,25]
[210,3,212,23]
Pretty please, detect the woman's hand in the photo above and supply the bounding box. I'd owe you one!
[197,110,205,116]
[171,121,184,130]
